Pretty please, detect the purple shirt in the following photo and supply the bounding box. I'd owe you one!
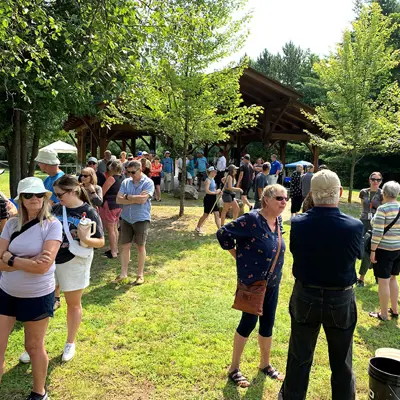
[0,218,62,298]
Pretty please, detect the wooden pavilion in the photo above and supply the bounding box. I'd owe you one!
[63,67,321,167]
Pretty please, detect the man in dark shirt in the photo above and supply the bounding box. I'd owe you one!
[280,170,363,400]
[237,154,254,211]
[254,162,270,209]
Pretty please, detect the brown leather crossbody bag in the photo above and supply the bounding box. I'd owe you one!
[232,220,282,316]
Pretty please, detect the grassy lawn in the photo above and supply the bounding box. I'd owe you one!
[0,175,398,399]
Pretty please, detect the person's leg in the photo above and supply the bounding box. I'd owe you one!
[213,211,221,229]
[220,203,231,226]
[64,289,84,344]
[358,251,371,283]
[322,292,357,400]
[0,315,16,383]
[24,318,50,395]
[241,194,251,209]
[389,275,399,314]
[232,200,240,220]
[136,244,146,279]
[196,213,209,229]
[156,184,161,200]
[231,312,258,372]
[108,222,118,257]
[378,278,390,319]
[120,243,131,278]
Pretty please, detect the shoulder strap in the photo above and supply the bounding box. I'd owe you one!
[266,219,282,283]
[384,208,400,235]
[62,206,75,246]
[9,218,40,244]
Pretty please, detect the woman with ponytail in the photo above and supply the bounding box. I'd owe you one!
[51,175,104,362]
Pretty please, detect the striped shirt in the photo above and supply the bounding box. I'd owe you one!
[371,202,400,251]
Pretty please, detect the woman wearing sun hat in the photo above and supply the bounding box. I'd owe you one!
[195,167,222,234]
[0,177,63,400]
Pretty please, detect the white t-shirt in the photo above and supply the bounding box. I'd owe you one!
[216,156,227,171]
[0,218,62,298]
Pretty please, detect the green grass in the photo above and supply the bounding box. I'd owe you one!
[0,175,398,399]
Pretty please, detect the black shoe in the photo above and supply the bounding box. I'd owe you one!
[26,391,48,400]
[102,250,112,257]
[356,279,365,287]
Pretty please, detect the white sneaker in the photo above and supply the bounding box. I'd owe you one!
[19,351,31,364]
[62,342,76,362]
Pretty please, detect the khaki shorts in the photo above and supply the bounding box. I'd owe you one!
[120,219,150,245]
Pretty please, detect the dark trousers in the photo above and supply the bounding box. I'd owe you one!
[215,170,224,189]
[281,281,357,400]
[359,219,372,276]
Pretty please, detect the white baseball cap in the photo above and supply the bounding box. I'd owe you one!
[14,177,52,201]
[35,148,60,165]
[207,166,216,172]
[142,151,149,155]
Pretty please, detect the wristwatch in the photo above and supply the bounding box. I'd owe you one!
[8,255,16,267]
[125,193,129,200]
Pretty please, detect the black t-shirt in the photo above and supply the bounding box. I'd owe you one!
[52,203,104,264]
[0,199,8,221]
[240,163,254,188]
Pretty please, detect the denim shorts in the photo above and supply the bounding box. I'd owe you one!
[0,288,54,322]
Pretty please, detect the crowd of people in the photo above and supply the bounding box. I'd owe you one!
[0,146,398,400]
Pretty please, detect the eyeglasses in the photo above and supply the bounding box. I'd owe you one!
[22,193,45,200]
[274,196,289,202]
[81,174,89,178]
[87,162,96,166]
[126,169,138,175]
[370,178,382,182]
[55,191,68,199]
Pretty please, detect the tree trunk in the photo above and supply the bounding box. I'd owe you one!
[179,132,189,217]
[348,151,356,203]
[21,120,27,179]
[10,109,22,198]
[28,130,40,177]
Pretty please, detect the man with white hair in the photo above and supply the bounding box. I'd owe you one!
[35,148,65,205]
[280,170,363,400]
[98,150,112,174]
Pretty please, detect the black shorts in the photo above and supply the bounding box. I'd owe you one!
[0,288,54,322]
[204,194,218,214]
[222,192,235,203]
[152,176,161,186]
[197,172,207,182]
[374,249,400,279]
[241,184,252,196]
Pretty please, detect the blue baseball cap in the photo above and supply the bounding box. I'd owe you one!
[137,151,143,156]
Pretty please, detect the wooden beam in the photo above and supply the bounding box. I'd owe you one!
[270,133,309,142]
[270,100,291,134]
[99,126,108,155]
[262,108,272,147]
[279,140,287,167]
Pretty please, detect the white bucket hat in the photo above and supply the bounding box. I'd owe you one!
[35,148,60,165]
[14,177,52,201]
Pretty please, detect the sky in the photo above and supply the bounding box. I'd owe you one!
[239,0,356,59]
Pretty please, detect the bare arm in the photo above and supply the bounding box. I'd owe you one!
[228,249,236,259]
[78,235,105,249]
[237,171,244,187]
[2,240,61,274]
[102,176,115,197]
[90,186,103,207]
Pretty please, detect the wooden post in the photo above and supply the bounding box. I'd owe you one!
[99,126,108,156]
[150,135,156,153]
[77,130,82,169]
[312,145,319,169]
[80,130,87,166]
[131,138,136,156]
[122,140,127,152]
[279,140,287,166]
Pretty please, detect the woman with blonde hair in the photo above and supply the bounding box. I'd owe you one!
[217,184,287,386]
[0,177,62,400]
[80,167,103,207]
[100,160,124,259]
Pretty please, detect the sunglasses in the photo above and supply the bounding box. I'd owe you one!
[55,191,68,199]
[81,174,89,178]
[87,162,96,166]
[274,196,289,202]
[370,178,382,182]
[126,169,139,175]
[22,193,45,200]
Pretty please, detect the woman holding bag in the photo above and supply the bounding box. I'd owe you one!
[217,184,287,387]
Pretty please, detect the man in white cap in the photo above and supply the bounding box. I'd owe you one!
[35,148,65,205]
[279,170,363,400]
[161,151,173,193]
[86,156,106,187]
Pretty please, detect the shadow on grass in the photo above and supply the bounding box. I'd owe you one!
[222,371,267,400]
[0,355,62,399]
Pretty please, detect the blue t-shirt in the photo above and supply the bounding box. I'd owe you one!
[187,159,195,176]
[217,210,286,286]
[162,157,173,173]
[44,171,65,203]
[269,160,281,175]
[196,157,208,172]
[119,175,155,224]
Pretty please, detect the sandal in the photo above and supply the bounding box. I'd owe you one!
[260,365,284,381]
[104,252,118,259]
[388,308,399,318]
[112,276,128,283]
[369,311,388,321]
[228,369,250,388]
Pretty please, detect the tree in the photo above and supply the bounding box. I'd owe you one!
[305,3,400,202]
[106,0,262,216]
